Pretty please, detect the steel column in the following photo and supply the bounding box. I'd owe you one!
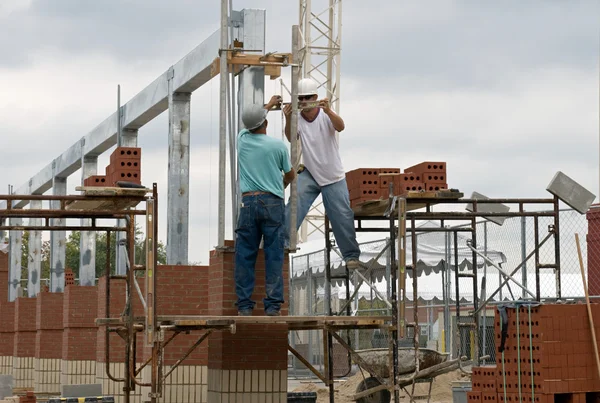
[8,217,22,301]
[80,155,98,285]
[166,88,191,265]
[116,130,138,275]
[234,9,266,241]
[50,176,67,292]
[27,200,42,297]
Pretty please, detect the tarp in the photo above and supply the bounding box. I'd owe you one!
[290,221,507,289]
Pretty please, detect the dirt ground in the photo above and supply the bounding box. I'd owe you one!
[292,369,469,403]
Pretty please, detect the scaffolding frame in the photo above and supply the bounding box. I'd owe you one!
[320,192,562,402]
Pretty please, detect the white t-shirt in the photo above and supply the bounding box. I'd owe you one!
[297,109,345,187]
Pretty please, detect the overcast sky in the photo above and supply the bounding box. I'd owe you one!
[0,1,598,265]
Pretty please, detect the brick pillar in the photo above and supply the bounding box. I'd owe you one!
[0,300,15,376]
[587,207,600,295]
[61,286,98,387]
[207,241,289,403]
[13,297,36,389]
[34,292,63,394]
[0,250,14,375]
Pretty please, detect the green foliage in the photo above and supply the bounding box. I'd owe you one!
[19,225,167,281]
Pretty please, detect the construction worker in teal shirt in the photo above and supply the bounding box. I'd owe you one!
[235,97,296,316]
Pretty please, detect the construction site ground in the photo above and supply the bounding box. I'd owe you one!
[289,369,469,403]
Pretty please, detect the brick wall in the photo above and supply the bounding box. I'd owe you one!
[14,298,36,358]
[587,208,600,295]
[35,292,64,359]
[62,286,98,361]
[207,243,289,371]
[155,265,209,366]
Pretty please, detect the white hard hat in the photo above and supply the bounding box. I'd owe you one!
[298,78,318,97]
[241,104,268,130]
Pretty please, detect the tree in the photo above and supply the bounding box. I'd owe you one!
[16,225,167,283]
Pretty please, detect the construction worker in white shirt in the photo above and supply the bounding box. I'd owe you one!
[282,78,362,270]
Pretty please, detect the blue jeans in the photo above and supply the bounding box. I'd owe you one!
[285,169,360,261]
[235,193,285,313]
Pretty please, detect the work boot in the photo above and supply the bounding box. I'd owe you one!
[346,258,362,270]
[238,309,253,316]
[265,309,281,317]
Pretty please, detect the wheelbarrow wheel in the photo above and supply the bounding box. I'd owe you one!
[356,377,391,403]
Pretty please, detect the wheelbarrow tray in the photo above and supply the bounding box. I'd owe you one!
[355,347,449,378]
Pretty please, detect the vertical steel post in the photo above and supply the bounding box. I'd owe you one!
[50,175,66,292]
[289,25,300,250]
[217,0,228,248]
[521,216,527,299]
[554,196,561,299]
[471,216,479,365]
[80,155,98,286]
[166,78,191,265]
[8,216,22,301]
[27,199,42,297]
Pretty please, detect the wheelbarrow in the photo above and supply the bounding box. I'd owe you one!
[352,347,457,403]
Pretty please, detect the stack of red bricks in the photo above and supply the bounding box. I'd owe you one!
[19,391,36,403]
[467,304,600,403]
[587,206,600,295]
[345,161,448,208]
[83,146,141,187]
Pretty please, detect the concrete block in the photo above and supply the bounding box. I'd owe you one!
[547,171,596,214]
[465,191,510,226]
[61,383,102,398]
[0,375,13,399]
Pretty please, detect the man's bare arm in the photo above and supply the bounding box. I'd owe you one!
[283,169,296,187]
[283,104,292,142]
[320,98,345,132]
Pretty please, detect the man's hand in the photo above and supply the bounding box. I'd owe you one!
[283,103,292,118]
[265,95,283,110]
[319,98,332,114]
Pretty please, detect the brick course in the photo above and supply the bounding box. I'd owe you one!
[208,245,288,371]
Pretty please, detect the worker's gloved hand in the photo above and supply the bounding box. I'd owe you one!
[283,103,292,118]
[266,95,282,109]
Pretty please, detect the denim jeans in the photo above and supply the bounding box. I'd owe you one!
[235,193,285,313]
[285,169,360,261]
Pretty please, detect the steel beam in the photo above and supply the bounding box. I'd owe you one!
[80,156,98,286]
[8,217,22,301]
[116,130,138,275]
[50,176,67,292]
[166,89,191,264]
[234,9,266,237]
[27,200,42,297]
[0,26,222,209]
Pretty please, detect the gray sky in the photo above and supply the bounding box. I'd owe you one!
[0,0,598,265]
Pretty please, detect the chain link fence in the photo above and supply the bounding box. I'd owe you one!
[288,208,592,377]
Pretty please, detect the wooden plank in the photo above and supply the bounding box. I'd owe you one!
[352,190,463,216]
[66,186,150,210]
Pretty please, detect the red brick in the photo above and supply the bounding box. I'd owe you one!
[404,161,446,175]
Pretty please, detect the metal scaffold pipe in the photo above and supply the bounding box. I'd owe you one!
[218,0,228,248]
[289,26,300,251]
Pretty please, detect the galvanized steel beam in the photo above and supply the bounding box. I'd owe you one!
[166,89,191,265]
[50,175,67,293]
[0,27,222,209]
[80,156,98,286]
[8,217,22,301]
[27,200,42,297]
[235,9,266,235]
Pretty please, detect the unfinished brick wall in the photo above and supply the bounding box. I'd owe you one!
[13,297,37,388]
[35,291,64,393]
[587,207,600,295]
[0,251,13,375]
[62,285,98,386]
[207,242,289,401]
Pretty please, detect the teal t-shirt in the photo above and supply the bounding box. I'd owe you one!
[237,129,293,199]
